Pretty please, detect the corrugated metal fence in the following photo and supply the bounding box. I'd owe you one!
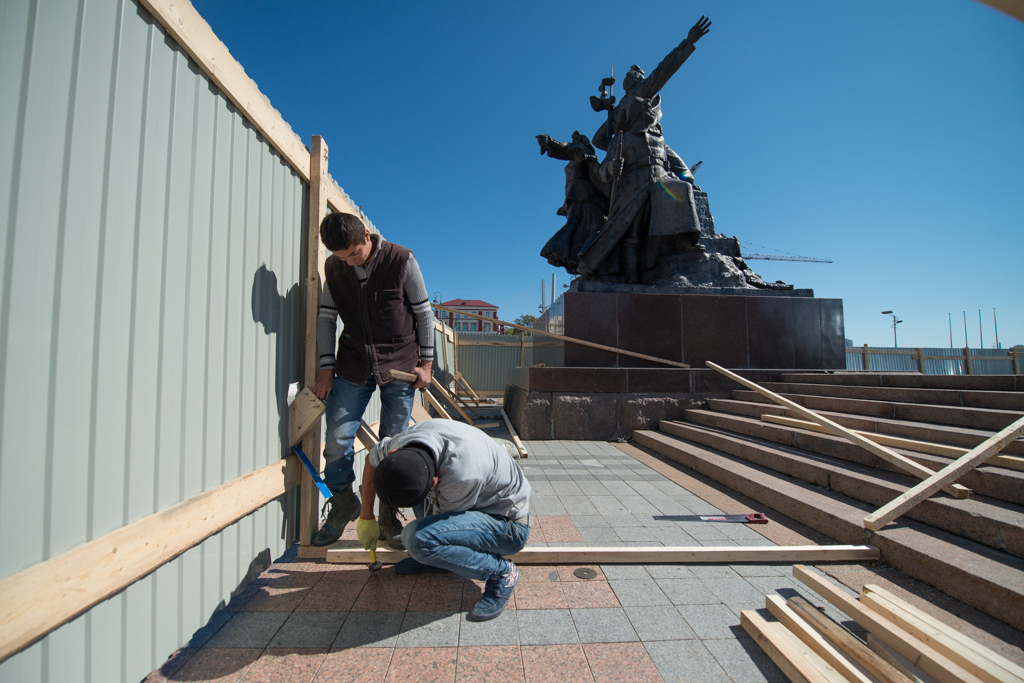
[0,1,318,680]
[845,347,1020,375]
[455,331,564,394]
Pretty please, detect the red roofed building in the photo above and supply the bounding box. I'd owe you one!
[437,299,501,333]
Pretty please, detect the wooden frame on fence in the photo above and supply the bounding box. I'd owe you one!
[845,346,1022,375]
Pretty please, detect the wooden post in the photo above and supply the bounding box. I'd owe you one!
[963,347,973,375]
[1012,348,1020,376]
[520,334,526,366]
[863,344,871,371]
[916,348,927,375]
[300,136,328,546]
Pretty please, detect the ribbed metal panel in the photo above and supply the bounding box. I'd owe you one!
[844,347,1016,375]
[0,1,307,680]
[453,332,564,393]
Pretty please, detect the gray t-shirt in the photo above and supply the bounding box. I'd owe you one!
[368,420,531,521]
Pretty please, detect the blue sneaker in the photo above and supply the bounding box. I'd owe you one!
[394,557,450,575]
[468,561,519,621]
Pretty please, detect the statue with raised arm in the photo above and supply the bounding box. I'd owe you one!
[537,131,610,275]
[576,16,712,283]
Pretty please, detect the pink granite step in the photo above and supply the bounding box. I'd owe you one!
[760,382,1024,411]
[780,373,1024,392]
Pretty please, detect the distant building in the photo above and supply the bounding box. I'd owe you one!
[437,299,500,333]
[845,338,854,348]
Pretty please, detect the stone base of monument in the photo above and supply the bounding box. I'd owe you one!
[501,291,845,441]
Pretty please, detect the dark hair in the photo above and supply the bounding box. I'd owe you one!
[320,212,367,251]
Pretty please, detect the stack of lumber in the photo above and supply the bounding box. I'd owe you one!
[743,565,1024,683]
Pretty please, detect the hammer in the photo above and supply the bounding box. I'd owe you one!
[368,547,382,573]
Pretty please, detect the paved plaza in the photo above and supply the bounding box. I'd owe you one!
[143,439,1015,682]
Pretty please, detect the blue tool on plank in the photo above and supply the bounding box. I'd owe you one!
[291,445,332,499]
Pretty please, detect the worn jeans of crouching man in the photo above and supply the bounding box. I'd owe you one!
[401,511,530,580]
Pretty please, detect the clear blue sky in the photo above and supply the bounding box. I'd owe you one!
[193,0,1023,349]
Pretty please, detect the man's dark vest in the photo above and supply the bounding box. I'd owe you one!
[324,240,419,385]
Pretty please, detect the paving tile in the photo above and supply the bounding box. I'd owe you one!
[703,577,768,605]
[238,648,326,683]
[678,525,731,541]
[624,605,696,641]
[562,581,620,609]
[351,573,415,611]
[316,648,392,683]
[579,526,621,544]
[730,563,789,578]
[601,513,645,527]
[530,497,568,515]
[655,578,721,605]
[206,612,289,648]
[705,636,787,683]
[644,564,696,580]
[517,565,562,583]
[295,579,363,612]
[574,480,612,496]
[570,515,611,528]
[384,647,457,683]
[551,481,585,496]
[515,581,568,609]
[516,609,580,645]
[396,610,461,648]
[458,609,520,646]
[613,525,658,543]
[559,496,601,516]
[525,527,548,544]
[169,648,260,682]
[688,564,741,580]
[645,639,731,683]
[144,648,197,682]
[583,642,663,683]
[599,564,650,580]
[268,611,346,648]
[332,611,404,649]
[456,645,525,683]
[521,643,593,683]
[555,565,606,582]
[677,603,744,640]
[608,579,671,606]
[588,496,631,515]
[408,575,465,611]
[186,611,233,648]
[571,607,638,643]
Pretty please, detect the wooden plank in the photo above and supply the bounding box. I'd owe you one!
[326,544,880,564]
[411,400,432,423]
[860,584,1024,683]
[864,415,1024,530]
[0,456,300,663]
[917,349,928,374]
[793,565,986,683]
[520,334,526,366]
[432,304,689,368]
[501,408,529,459]
[867,634,941,683]
[454,372,483,403]
[707,362,970,498]
[765,596,877,683]
[787,596,915,683]
[456,340,562,347]
[356,420,379,453]
[760,414,1024,472]
[472,422,500,429]
[431,377,475,424]
[742,610,847,683]
[965,348,974,375]
[864,344,871,371]
[424,388,453,419]
[288,387,326,447]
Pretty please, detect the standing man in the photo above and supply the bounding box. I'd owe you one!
[311,213,434,547]
[356,420,531,622]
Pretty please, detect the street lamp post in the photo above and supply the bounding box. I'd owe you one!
[881,311,902,348]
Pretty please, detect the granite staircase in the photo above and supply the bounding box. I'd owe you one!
[633,372,1024,630]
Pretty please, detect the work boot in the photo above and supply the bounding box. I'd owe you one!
[378,502,406,550]
[311,485,361,547]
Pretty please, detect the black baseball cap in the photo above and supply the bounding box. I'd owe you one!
[373,445,437,508]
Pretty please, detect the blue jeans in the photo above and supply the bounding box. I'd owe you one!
[402,511,530,581]
[322,373,417,490]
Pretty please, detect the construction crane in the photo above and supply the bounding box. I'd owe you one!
[743,254,833,263]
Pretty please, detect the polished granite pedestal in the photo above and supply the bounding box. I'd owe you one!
[503,291,846,440]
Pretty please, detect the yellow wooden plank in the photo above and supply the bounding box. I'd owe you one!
[288,387,326,447]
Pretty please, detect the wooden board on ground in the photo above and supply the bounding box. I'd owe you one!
[742,610,849,683]
[792,565,985,683]
[326,544,879,564]
[761,414,1024,473]
[288,387,326,447]
[864,415,1024,530]
[500,408,528,458]
[707,362,969,499]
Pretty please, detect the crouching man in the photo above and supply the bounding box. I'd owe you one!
[356,420,531,621]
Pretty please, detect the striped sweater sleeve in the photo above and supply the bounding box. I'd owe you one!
[403,254,434,362]
[317,285,338,370]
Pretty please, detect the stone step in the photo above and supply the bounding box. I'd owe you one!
[759,382,1024,412]
[779,372,1024,392]
[683,409,1024,505]
[633,428,1024,631]
[659,417,1024,553]
[730,389,1024,432]
[704,398,1024,457]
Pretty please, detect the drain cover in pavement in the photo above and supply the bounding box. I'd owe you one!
[574,567,598,580]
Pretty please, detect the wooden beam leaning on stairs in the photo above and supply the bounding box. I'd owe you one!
[864,415,1024,530]
[760,414,1024,473]
[705,362,970,499]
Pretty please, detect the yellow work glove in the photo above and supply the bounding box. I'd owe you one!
[357,517,379,552]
